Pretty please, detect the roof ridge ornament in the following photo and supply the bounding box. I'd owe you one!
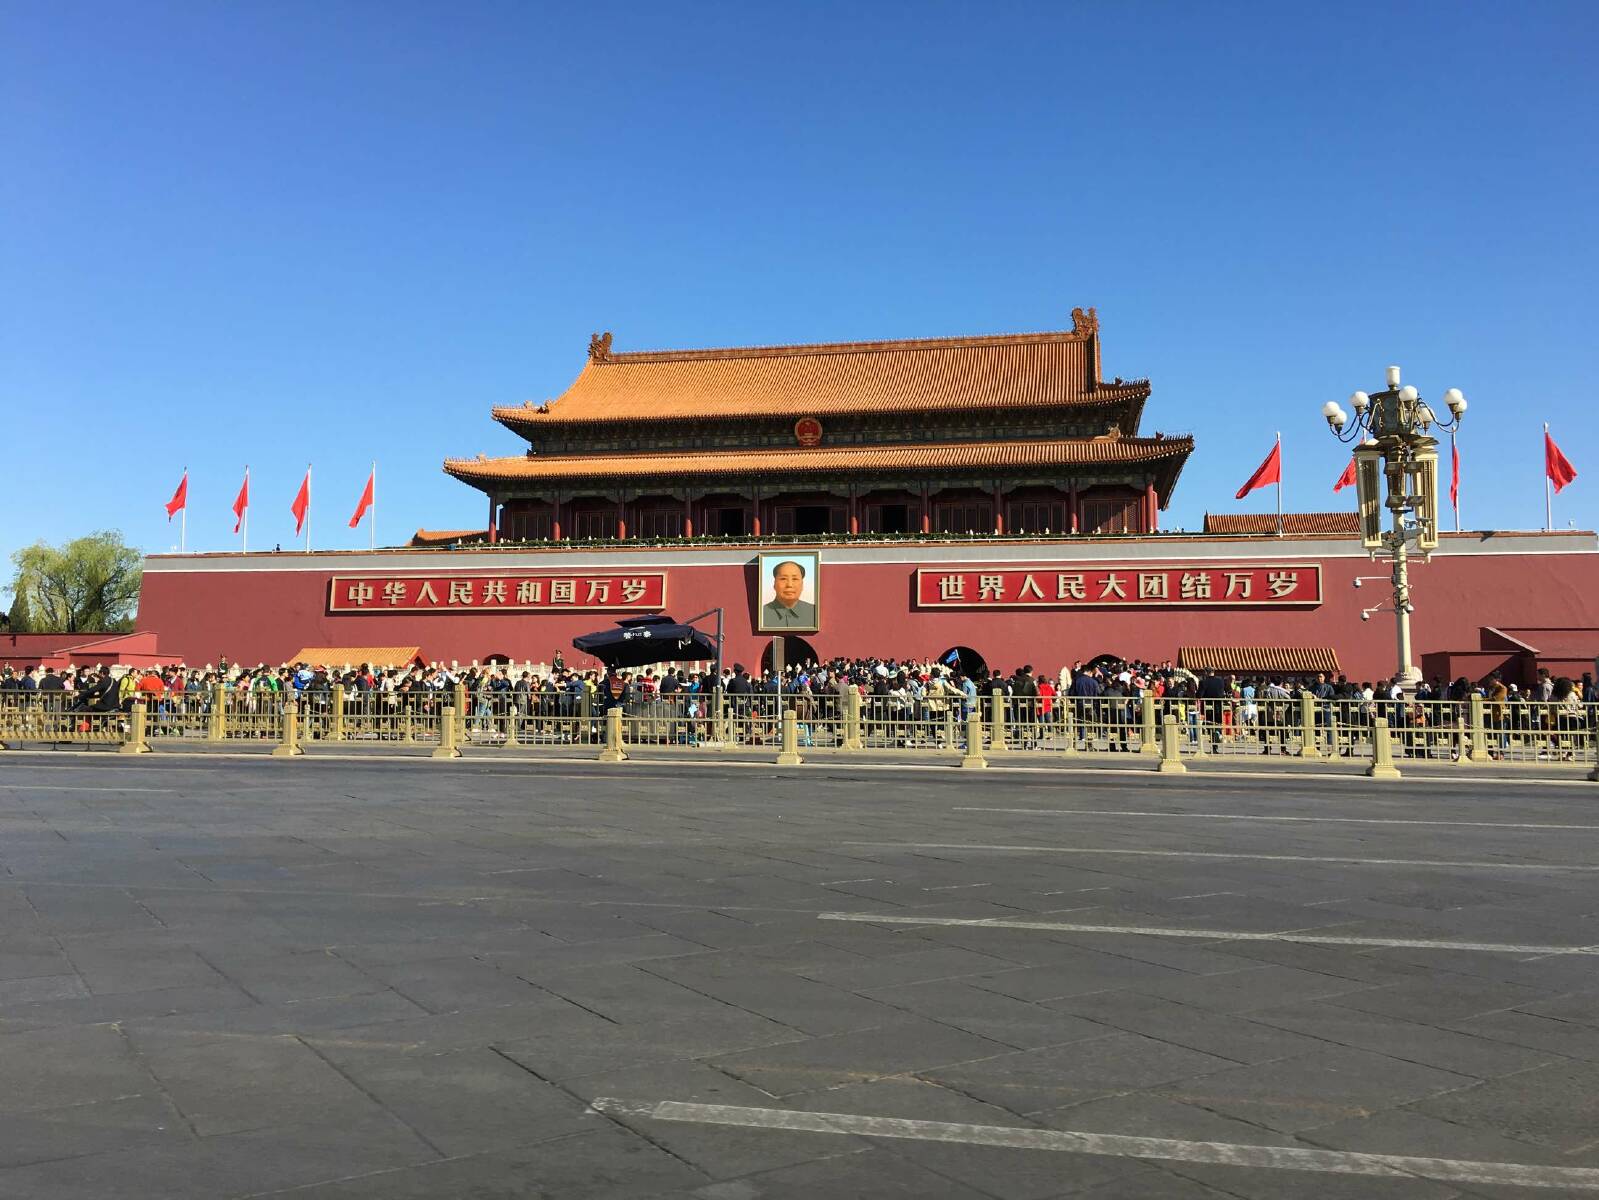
[1071,307,1099,336]
[589,331,614,363]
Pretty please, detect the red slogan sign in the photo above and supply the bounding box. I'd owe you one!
[916,564,1321,608]
[329,573,667,613]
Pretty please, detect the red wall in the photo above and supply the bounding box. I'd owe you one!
[135,535,1599,682]
[0,631,167,671]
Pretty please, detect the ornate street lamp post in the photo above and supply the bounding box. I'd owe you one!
[1321,366,1467,691]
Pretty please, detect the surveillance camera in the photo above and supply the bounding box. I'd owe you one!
[1352,579,1362,589]
[1360,612,1370,622]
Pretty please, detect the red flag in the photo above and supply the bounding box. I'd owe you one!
[291,470,311,534]
[348,470,374,528]
[1450,440,1460,510]
[164,472,188,519]
[1333,458,1357,493]
[1546,430,1578,493]
[1235,441,1282,499]
[232,472,249,533]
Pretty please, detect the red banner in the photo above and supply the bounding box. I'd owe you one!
[915,564,1321,608]
[329,573,667,613]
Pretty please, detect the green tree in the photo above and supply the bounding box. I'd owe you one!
[9,532,143,634]
[5,583,32,632]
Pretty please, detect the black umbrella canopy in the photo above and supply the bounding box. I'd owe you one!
[572,615,719,669]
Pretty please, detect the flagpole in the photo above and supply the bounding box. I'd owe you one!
[180,467,187,553]
[243,466,249,555]
[1275,432,1283,537]
[1450,433,1460,533]
[306,463,313,553]
[1544,424,1553,532]
[370,460,376,552]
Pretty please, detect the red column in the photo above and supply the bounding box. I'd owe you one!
[551,497,562,542]
[849,493,859,536]
[1145,483,1158,533]
[751,492,761,537]
[616,504,627,540]
[920,486,931,534]
[488,497,498,545]
[683,497,694,538]
[993,488,1004,535]
[1068,482,1079,533]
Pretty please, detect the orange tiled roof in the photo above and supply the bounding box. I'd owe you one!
[1178,646,1342,675]
[288,647,425,668]
[494,310,1148,428]
[1204,512,1360,535]
[445,436,1193,492]
[410,528,490,547]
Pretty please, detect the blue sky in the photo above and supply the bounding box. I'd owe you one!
[4,0,1596,585]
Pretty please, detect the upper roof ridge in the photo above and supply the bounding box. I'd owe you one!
[586,307,1101,365]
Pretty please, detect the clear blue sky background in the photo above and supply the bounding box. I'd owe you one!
[4,0,1596,593]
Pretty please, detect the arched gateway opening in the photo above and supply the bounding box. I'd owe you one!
[761,636,820,675]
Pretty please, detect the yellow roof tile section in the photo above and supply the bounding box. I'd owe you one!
[495,314,1145,427]
[409,528,489,547]
[445,437,1192,487]
[1204,512,1360,535]
[1178,646,1342,675]
[288,647,425,668]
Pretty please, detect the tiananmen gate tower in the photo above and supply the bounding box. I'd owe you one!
[126,310,1599,684]
[446,308,1186,542]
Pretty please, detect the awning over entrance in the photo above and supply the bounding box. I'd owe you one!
[1178,646,1341,675]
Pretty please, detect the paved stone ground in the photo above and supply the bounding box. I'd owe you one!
[1,755,1596,1199]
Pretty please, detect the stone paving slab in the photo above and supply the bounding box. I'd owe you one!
[924,1032,1244,1116]
[1040,990,1332,1064]
[320,1043,593,1155]
[1408,1058,1599,1156]
[1,756,1595,1198]
[1247,1000,1563,1078]
[0,1093,191,1171]
[564,1061,872,1180]
[0,1023,156,1114]
[857,978,1116,1049]
[0,1112,439,1200]
[1447,1008,1599,1063]
[709,1016,1015,1097]
[1156,1044,1478,1134]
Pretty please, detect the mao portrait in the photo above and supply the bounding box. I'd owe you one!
[756,552,820,633]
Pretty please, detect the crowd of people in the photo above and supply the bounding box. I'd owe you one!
[2,653,1594,757]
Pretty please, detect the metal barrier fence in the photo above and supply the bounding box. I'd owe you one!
[618,692,720,747]
[858,693,960,750]
[1004,696,1152,753]
[321,687,449,747]
[1471,697,1594,763]
[0,692,126,746]
[215,687,287,742]
[1159,695,1317,759]
[463,687,602,748]
[1,686,1594,774]
[141,688,213,740]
